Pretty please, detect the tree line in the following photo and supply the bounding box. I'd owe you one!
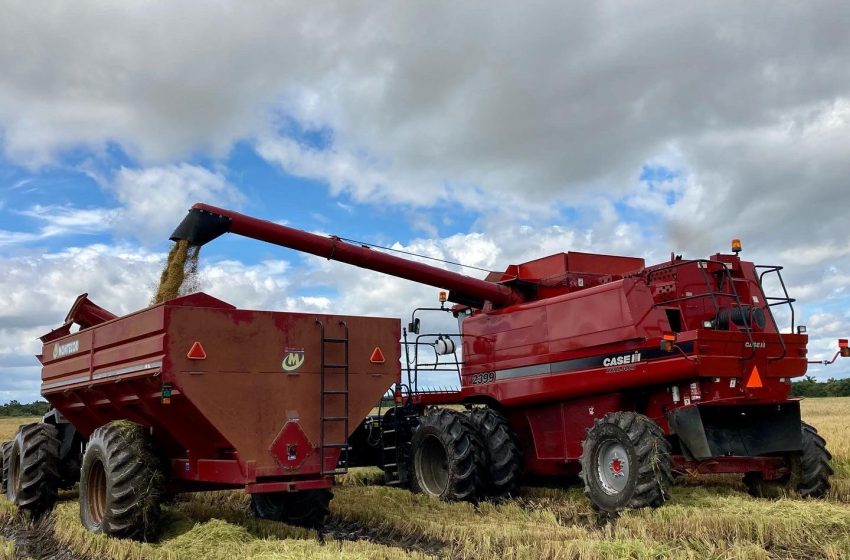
[0,400,51,417]
[790,376,850,398]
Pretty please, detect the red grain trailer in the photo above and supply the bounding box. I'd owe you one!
[2,292,398,540]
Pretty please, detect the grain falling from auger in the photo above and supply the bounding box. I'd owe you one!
[152,240,201,304]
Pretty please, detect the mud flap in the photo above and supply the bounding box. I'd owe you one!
[669,401,804,461]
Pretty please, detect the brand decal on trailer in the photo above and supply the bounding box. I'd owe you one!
[281,348,305,372]
[52,339,79,359]
[745,341,766,348]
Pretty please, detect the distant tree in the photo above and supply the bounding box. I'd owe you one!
[0,400,51,417]
[791,376,850,398]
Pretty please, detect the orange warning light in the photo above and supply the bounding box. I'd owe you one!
[370,347,386,364]
[731,239,742,254]
[745,365,763,388]
[187,341,207,360]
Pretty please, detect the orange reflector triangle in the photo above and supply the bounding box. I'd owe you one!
[187,341,207,360]
[746,365,763,388]
[370,347,385,364]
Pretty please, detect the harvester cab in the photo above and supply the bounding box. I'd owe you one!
[164,203,841,516]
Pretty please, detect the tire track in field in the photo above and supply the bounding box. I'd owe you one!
[321,517,448,557]
[1,514,85,560]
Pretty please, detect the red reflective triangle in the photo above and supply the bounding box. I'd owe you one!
[187,341,207,360]
[370,347,385,364]
[746,365,763,388]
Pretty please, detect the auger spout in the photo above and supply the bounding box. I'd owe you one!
[171,203,520,308]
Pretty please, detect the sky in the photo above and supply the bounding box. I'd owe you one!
[1,1,849,402]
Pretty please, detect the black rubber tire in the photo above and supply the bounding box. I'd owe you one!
[468,408,522,501]
[409,408,484,501]
[250,489,333,528]
[744,421,833,499]
[580,411,672,517]
[0,441,10,494]
[6,423,60,518]
[79,421,165,541]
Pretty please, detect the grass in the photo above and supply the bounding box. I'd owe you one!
[2,399,850,559]
[0,417,39,441]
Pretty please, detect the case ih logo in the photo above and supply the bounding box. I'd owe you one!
[281,348,305,372]
[52,340,80,359]
[603,351,642,368]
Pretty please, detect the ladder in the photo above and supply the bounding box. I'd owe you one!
[316,319,350,476]
[380,388,413,487]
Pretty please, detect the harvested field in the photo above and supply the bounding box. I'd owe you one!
[2,398,850,559]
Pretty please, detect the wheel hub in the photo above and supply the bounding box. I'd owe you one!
[596,440,630,494]
[609,455,624,477]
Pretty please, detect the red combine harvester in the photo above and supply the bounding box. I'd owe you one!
[167,204,844,513]
[2,292,398,539]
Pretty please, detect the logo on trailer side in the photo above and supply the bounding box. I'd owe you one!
[281,348,305,372]
[52,340,80,360]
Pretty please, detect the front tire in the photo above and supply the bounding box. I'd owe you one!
[744,421,832,499]
[250,489,333,528]
[79,421,165,541]
[410,408,484,501]
[468,408,522,500]
[6,423,60,518]
[580,411,672,517]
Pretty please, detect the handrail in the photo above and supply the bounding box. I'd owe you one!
[756,265,797,362]
[645,259,757,360]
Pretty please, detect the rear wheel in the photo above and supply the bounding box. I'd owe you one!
[79,421,165,541]
[410,408,484,501]
[468,408,522,501]
[6,423,60,518]
[0,441,11,494]
[250,489,332,528]
[744,421,832,499]
[580,411,672,518]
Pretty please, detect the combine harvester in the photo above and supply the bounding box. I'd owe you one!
[2,202,845,540]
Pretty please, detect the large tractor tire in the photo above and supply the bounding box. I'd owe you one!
[410,408,484,501]
[744,421,833,499]
[468,408,522,500]
[580,411,672,518]
[250,489,333,528]
[6,423,60,518]
[79,421,165,541]
[0,441,11,494]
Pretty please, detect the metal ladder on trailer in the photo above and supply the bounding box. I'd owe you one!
[316,320,350,476]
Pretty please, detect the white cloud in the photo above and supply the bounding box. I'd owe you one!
[2,2,849,217]
[109,164,244,245]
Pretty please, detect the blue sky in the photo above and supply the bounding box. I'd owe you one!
[1,2,850,402]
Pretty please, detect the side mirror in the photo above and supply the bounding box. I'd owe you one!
[408,318,421,335]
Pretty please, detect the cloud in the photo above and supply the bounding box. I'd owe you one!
[108,164,244,244]
[1,2,848,214]
[0,164,243,247]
